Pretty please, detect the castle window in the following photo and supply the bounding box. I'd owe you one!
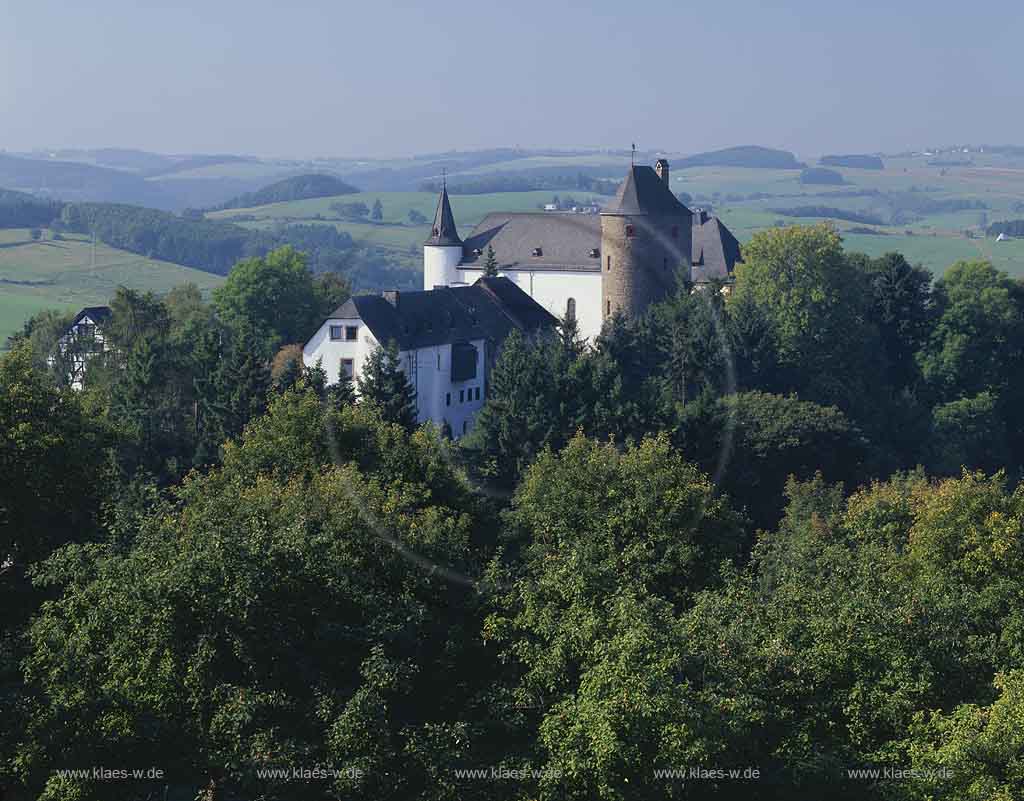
[606,255,611,271]
[459,389,465,403]
[532,247,543,257]
[446,392,451,406]
[329,325,343,341]
[345,325,358,341]
[606,300,611,315]
[475,386,481,401]
[625,224,635,238]
[566,297,576,322]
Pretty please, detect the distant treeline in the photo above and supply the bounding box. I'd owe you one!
[771,206,887,226]
[0,188,62,228]
[212,174,360,211]
[59,203,354,275]
[419,173,620,196]
[820,154,884,169]
[799,167,846,185]
[988,220,1024,238]
[675,145,805,170]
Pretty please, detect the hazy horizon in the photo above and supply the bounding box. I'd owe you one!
[3,0,1022,160]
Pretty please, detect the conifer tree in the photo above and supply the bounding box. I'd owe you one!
[328,359,357,409]
[483,244,499,277]
[356,340,417,430]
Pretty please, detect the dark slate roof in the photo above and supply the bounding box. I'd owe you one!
[462,213,602,271]
[423,186,462,246]
[691,210,743,283]
[69,306,112,328]
[602,165,693,217]
[324,277,557,350]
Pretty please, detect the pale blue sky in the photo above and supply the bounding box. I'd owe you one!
[2,0,1020,158]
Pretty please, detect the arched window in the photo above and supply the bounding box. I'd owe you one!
[566,297,576,322]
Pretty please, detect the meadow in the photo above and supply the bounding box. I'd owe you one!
[208,155,1024,280]
[0,229,222,343]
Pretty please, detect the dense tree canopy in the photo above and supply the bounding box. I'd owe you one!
[7,223,1024,800]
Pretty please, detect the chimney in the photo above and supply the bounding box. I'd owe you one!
[382,290,399,307]
[655,158,670,186]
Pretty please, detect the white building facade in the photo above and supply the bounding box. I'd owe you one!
[303,277,557,437]
[52,306,113,390]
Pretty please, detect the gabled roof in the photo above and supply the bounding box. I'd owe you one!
[462,213,602,271]
[322,277,557,351]
[64,306,112,335]
[691,210,742,282]
[602,165,692,217]
[424,185,462,247]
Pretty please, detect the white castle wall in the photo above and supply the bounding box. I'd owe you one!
[457,267,602,341]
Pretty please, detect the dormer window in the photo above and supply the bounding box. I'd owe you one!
[532,247,543,257]
[589,248,600,258]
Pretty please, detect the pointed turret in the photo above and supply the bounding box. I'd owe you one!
[423,181,465,289]
[424,184,462,247]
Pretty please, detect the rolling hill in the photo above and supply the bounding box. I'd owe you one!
[214,174,360,211]
[0,228,222,344]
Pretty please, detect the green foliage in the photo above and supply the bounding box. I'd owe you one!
[918,259,1024,402]
[0,345,112,794]
[485,435,745,799]
[356,340,418,431]
[19,392,488,801]
[906,670,1024,800]
[929,392,1008,475]
[730,225,885,422]
[483,245,499,277]
[678,391,866,530]
[464,330,581,486]
[213,246,335,360]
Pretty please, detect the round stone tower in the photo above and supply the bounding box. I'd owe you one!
[423,183,463,289]
[600,162,693,320]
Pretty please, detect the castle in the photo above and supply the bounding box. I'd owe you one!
[423,159,741,340]
[303,160,742,436]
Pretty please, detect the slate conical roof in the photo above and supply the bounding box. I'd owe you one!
[424,185,462,246]
[602,165,691,216]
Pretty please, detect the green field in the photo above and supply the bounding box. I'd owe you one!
[210,189,607,265]
[0,229,222,343]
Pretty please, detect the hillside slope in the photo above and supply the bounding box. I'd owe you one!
[214,174,360,211]
[0,228,222,343]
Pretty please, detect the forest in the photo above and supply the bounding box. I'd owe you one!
[2,224,1024,801]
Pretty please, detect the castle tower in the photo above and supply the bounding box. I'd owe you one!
[600,162,692,320]
[423,182,463,289]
